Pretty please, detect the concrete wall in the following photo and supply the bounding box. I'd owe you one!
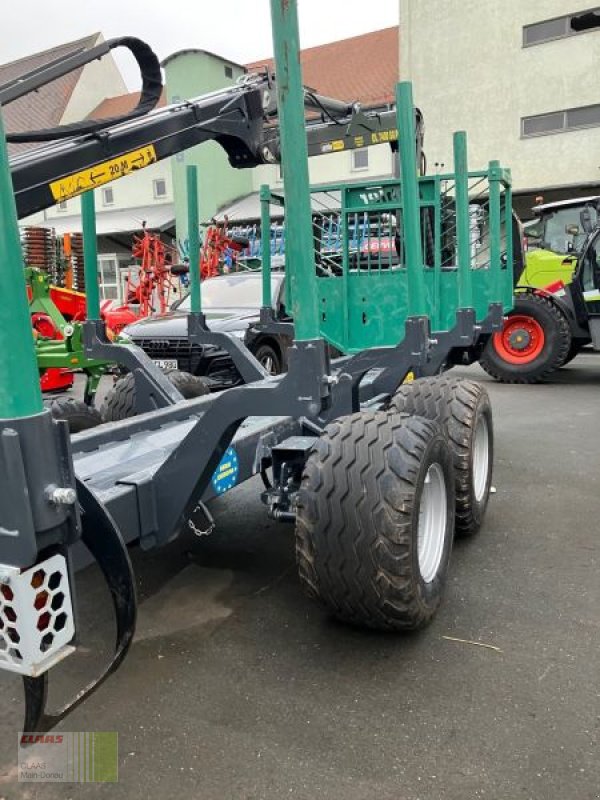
[164,51,252,243]
[399,0,600,193]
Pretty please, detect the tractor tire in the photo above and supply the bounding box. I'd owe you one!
[48,397,102,433]
[479,293,571,383]
[295,412,455,631]
[101,373,136,422]
[560,340,583,367]
[101,370,209,422]
[389,377,493,538]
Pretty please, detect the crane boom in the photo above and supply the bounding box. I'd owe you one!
[3,38,423,220]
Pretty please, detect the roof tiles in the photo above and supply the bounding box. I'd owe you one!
[247,26,398,108]
[1,33,100,153]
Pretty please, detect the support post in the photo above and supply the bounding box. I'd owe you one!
[488,160,502,302]
[0,111,43,417]
[396,82,426,317]
[503,170,514,307]
[269,0,319,341]
[260,184,272,308]
[453,131,474,308]
[81,190,100,321]
[186,165,202,313]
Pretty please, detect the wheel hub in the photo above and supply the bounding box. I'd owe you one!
[417,463,447,583]
[261,355,275,374]
[507,328,531,351]
[493,314,545,365]
[472,416,490,503]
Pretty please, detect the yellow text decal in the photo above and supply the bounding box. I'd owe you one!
[49,145,157,202]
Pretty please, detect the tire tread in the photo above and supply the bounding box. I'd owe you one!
[389,377,493,537]
[480,293,571,383]
[295,412,454,631]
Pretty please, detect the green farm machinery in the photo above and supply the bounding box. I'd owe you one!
[480,195,600,382]
[28,267,108,410]
[479,10,600,383]
[0,0,513,732]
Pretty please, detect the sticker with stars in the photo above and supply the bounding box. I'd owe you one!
[211,447,240,495]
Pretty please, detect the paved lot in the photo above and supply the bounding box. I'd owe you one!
[1,355,600,799]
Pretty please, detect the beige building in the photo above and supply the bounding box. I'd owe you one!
[400,1,600,216]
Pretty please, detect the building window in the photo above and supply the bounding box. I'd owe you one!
[153,178,167,199]
[522,103,600,137]
[352,148,369,171]
[224,65,233,79]
[102,187,114,206]
[522,111,565,137]
[523,7,600,47]
[98,256,119,300]
[57,199,68,211]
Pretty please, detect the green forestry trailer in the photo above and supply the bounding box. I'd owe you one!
[0,0,512,733]
[4,33,420,413]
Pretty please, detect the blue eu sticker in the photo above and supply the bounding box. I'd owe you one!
[211,447,240,495]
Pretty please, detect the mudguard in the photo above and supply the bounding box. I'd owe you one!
[22,479,137,732]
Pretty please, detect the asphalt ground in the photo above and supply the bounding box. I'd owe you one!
[1,354,599,799]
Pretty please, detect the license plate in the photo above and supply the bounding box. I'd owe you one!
[153,359,178,370]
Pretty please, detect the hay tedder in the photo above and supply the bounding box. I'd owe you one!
[101,226,184,334]
[0,0,513,732]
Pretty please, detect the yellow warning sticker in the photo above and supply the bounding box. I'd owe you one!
[370,129,398,145]
[320,139,346,154]
[49,145,157,202]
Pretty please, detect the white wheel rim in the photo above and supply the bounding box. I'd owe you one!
[472,415,490,503]
[261,354,275,374]
[417,463,447,583]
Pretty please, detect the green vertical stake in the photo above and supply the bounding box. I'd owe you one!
[503,172,514,309]
[488,160,502,304]
[270,0,319,340]
[0,111,43,418]
[81,190,100,320]
[396,82,427,317]
[453,131,474,309]
[260,184,272,308]
[186,165,201,313]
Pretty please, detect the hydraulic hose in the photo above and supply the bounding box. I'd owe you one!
[4,37,162,143]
